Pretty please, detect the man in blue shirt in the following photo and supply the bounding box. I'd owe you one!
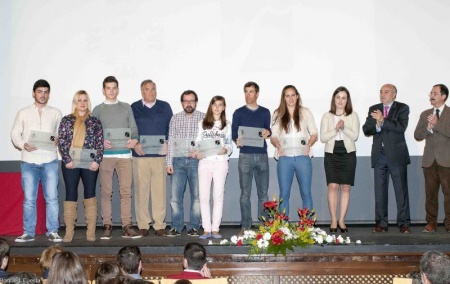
[232,82,271,235]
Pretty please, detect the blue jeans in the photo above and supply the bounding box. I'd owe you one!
[170,157,200,232]
[61,164,98,201]
[21,160,60,237]
[238,153,269,229]
[277,156,313,216]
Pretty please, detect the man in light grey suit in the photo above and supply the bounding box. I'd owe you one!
[414,84,450,233]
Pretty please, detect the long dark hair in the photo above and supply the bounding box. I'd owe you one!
[329,86,353,115]
[273,85,302,133]
[203,96,226,130]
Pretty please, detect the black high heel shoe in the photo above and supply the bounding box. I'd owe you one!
[330,227,337,233]
[338,225,348,233]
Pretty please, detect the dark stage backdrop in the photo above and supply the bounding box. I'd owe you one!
[0,156,443,227]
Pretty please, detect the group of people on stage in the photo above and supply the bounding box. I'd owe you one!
[10,76,450,242]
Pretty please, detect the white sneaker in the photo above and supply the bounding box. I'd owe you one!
[15,234,35,242]
[48,232,63,242]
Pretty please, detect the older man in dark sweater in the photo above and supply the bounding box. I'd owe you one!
[132,80,173,237]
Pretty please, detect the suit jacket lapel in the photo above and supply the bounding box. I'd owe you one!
[387,101,397,119]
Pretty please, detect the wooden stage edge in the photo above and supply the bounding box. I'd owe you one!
[4,225,450,283]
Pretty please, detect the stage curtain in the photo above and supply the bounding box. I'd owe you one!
[0,172,47,235]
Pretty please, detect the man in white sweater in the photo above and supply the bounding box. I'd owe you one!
[11,79,62,242]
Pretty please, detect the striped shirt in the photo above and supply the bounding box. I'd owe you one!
[166,110,205,167]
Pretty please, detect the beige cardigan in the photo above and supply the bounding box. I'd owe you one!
[320,111,360,153]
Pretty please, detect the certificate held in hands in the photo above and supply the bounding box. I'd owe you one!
[140,135,167,155]
[70,147,97,169]
[171,138,196,157]
[238,126,264,148]
[196,139,223,158]
[28,130,57,151]
[104,128,131,150]
[279,136,308,156]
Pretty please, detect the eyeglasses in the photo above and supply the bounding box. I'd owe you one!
[182,100,196,104]
[430,92,442,96]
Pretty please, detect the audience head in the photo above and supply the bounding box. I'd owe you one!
[174,280,192,284]
[47,251,87,284]
[420,250,450,284]
[39,244,64,271]
[117,246,142,275]
[183,242,207,271]
[96,262,127,284]
[0,238,10,270]
[5,272,41,284]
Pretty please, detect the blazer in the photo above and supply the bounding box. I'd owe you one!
[414,105,450,167]
[362,101,410,168]
[320,111,360,153]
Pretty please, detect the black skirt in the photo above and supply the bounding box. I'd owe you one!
[324,140,356,186]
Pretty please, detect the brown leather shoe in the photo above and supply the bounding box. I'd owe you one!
[372,225,388,233]
[122,224,142,239]
[422,223,437,233]
[101,224,113,240]
[400,226,410,234]
[138,229,148,237]
[155,229,167,236]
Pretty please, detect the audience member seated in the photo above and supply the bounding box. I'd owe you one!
[39,244,64,279]
[174,280,192,284]
[47,251,88,284]
[0,238,11,280]
[420,250,450,284]
[167,242,211,280]
[117,246,142,280]
[95,262,128,284]
[4,272,41,284]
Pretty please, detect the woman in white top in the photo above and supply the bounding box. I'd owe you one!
[196,96,233,239]
[320,86,359,233]
[270,85,318,216]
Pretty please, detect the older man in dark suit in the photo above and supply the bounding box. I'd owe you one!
[362,84,411,234]
[414,84,450,233]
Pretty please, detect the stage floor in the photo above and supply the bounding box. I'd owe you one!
[4,224,450,256]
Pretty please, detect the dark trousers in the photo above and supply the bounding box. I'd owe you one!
[423,160,450,228]
[61,165,98,201]
[374,152,410,228]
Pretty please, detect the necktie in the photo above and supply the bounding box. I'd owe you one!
[384,106,389,118]
[436,109,440,120]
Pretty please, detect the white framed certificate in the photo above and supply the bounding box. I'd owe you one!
[104,128,131,150]
[70,147,97,169]
[171,138,196,157]
[140,135,167,155]
[196,139,223,158]
[28,130,57,151]
[279,136,308,156]
[238,126,264,148]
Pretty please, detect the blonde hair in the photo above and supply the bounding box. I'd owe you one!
[40,244,64,270]
[71,90,92,115]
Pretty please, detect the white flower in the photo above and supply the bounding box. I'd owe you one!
[257,239,269,249]
[325,235,334,243]
[263,232,271,241]
[345,237,351,244]
[230,235,238,244]
[208,240,213,245]
[244,230,256,239]
[314,235,324,244]
[336,235,344,243]
[356,240,362,244]
[220,239,229,245]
